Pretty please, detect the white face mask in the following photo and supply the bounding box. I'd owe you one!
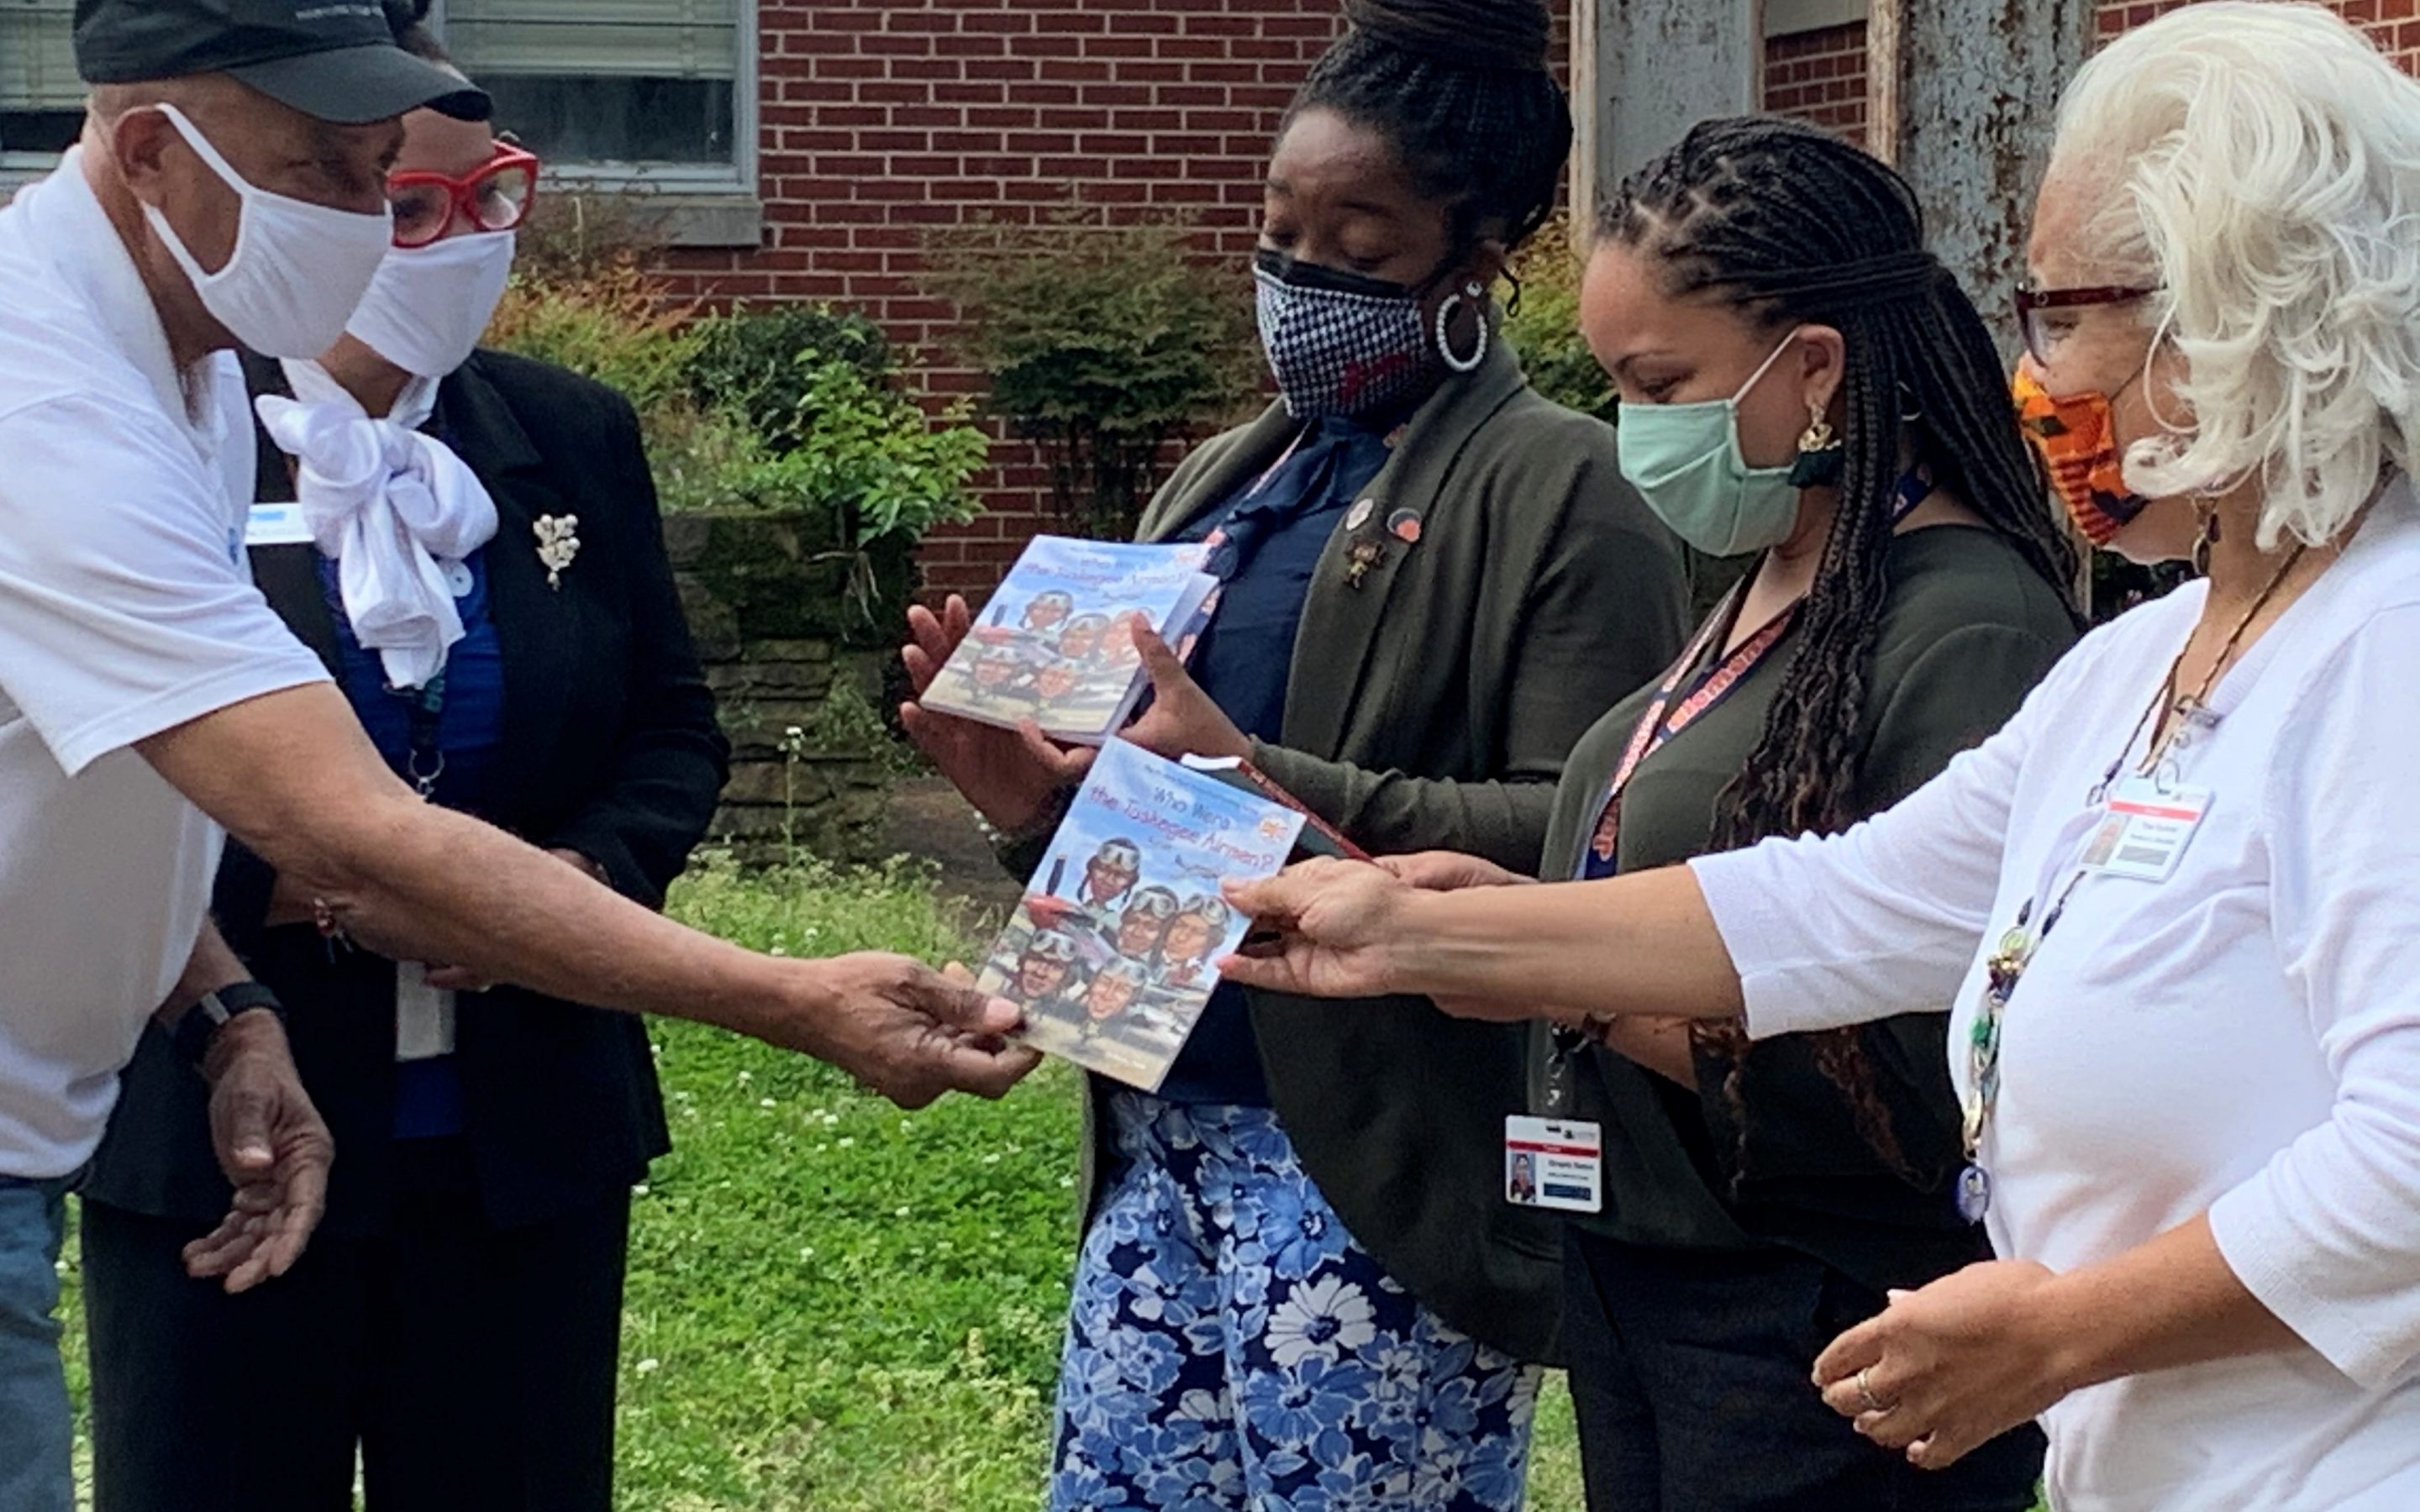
[139,102,395,360]
[346,230,517,378]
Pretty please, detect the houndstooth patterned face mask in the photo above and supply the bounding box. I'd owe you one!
[1255,249,1442,420]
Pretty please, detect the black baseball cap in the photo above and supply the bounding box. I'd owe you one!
[74,0,491,124]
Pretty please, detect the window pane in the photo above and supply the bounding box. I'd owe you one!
[3,0,82,158]
[476,75,734,166]
[445,0,741,169]
[0,110,82,155]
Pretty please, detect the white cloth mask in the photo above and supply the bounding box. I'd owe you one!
[139,102,394,360]
[347,231,517,379]
[255,375,499,690]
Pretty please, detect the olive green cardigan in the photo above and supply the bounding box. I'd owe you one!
[1047,337,1687,1363]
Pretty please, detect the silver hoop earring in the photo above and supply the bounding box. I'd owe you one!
[1436,281,1488,373]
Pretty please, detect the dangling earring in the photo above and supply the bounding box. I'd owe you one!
[1787,403,1845,488]
[1436,280,1488,374]
[2191,501,2222,575]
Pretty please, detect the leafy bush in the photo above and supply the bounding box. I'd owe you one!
[689,304,894,446]
[487,264,986,616]
[508,185,675,284]
[487,259,703,428]
[926,208,1260,541]
[1507,218,1616,424]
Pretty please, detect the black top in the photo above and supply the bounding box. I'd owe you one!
[1157,411,1394,1105]
[83,349,728,1236]
[1531,524,2078,1295]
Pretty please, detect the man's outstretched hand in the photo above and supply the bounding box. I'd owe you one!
[762,953,1042,1108]
[182,1012,333,1294]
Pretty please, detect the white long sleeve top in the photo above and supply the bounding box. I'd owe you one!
[1691,477,2420,1512]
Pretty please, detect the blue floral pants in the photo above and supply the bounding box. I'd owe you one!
[1050,1095,1539,1511]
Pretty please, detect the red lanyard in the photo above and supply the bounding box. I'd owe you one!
[1586,583,1798,865]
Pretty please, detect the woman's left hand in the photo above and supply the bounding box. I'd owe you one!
[1814,1259,2080,1470]
[1118,624,1250,764]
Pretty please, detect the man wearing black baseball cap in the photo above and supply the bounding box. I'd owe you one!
[75,0,491,126]
[0,7,1033,1508]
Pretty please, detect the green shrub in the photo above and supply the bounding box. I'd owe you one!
[689,304,894,447]
[1506,219,1617,424]
[487,260,703,427]
[925,208,1260,541]
[487,270,987,616]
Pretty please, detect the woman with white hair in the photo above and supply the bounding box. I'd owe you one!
[1218,6,2420,1507]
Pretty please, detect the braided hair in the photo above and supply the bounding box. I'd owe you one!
[1601,116,2080,1180]
[1286,0,1572,254]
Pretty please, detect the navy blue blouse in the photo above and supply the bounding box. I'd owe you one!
[1155,413,1393,1105]
[318,546,507,1139]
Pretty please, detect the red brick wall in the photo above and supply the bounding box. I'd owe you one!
[1762,21,1870,146]
[656,0,1352,602]
[2098,0,2420,60]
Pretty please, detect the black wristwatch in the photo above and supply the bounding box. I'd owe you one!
[171,981,286,1071]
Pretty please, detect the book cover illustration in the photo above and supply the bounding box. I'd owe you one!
[980,739,1307,1091]
[918,536,1218,743]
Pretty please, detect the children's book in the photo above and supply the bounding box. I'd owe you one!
[978,739,1306,1091]
[918,536,1218,744]
[1179,754,1371,862]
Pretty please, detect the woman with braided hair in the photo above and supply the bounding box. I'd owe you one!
[902,1,1687,1506]
[1244,116,2080,1509]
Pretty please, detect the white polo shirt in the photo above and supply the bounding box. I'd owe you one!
[0,151,329,1179]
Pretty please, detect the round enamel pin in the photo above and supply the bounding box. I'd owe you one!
[1387,509,1423,543]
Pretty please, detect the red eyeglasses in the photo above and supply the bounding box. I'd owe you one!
[387,143,541,249]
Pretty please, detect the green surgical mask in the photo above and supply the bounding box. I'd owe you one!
[1616,333,1806,557]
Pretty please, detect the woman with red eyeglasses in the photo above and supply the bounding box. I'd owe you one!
[76,8,727,1509]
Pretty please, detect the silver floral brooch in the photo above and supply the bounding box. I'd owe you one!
[534,513,580,590]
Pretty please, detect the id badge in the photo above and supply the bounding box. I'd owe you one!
[2079,776,2212,883]
[1504,1116,1602,1214]
[245,501,314,547]
[395,962,457,1061]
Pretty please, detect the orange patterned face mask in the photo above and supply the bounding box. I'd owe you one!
[2012,364,2151,545]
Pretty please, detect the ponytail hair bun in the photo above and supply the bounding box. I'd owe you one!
[1343,0,1555,74]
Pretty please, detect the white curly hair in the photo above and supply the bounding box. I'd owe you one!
[2047,1,2420,548]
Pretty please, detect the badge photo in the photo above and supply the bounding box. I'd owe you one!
[1503,1115,1602,1214]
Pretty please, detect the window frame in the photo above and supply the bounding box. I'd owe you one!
[0,0,85,183]
[3,0,765,231]
[427,0,761,200]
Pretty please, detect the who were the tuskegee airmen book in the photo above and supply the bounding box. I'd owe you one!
[979,740,1305,1090]
[918,536,1219,744]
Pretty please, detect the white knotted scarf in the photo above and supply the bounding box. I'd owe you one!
[255,362,498,690]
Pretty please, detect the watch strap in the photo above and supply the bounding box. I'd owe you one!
[172,980,285,1068]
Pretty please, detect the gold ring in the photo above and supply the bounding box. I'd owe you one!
[1856,1367,1893,1415]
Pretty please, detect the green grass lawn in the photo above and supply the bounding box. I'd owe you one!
[45,855,1576,1509]
[50,853,2045,1509]
[623,854,1589,1510]
[47,854,2054,1509]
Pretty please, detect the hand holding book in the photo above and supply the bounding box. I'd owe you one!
[899,593,1095,833]
[976,741,1306,1090]
[911,537,1218,747]
[1113,622,1251,765]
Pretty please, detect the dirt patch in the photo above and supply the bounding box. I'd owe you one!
[880,776,1024,932]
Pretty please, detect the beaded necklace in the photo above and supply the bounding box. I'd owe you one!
[1954,541,2306,1222]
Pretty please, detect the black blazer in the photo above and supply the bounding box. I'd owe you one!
[84,349,729,1236]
